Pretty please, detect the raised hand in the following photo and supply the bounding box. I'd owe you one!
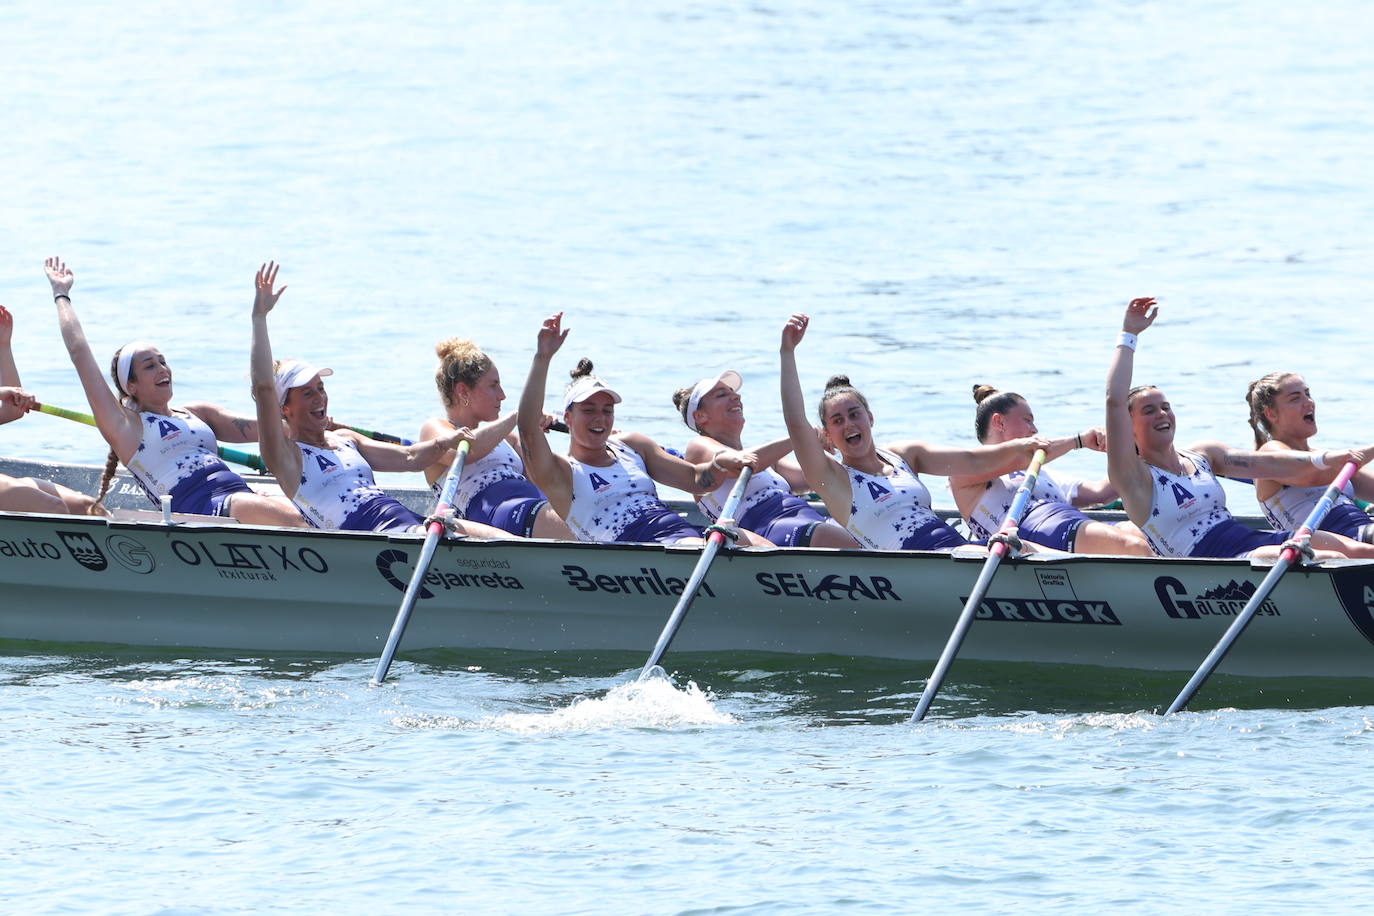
[536,312,569,359]
[44,257,74,296]
[1123,297,1158,335]
[0,305,13,347]
[781,313,809,352]
[254,261,286,316]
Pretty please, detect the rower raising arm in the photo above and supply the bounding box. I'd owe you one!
[1103,296,1159,527]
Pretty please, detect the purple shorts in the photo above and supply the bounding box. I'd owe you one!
[738,492,826,548]
[1018,500,1090,552]
[901,517,969,551]
[464,478,548,538]
[341,496,424,533]
[165,464,251,517]
[1190,520,1289,558]
[617,506,704,545]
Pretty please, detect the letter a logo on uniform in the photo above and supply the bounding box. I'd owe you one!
[315,454,337,473]
[589,472,611,492]
[157,419,180,439]
[866,481,890,501]
[1170,483,1194,506]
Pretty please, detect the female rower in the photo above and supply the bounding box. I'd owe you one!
[948,385,1152,555]
[517,312,769,546]
[419,337,573,539]
[1104,298,1374,560]
[671,370,858,548]
[778,313,1048,552]
[250,263,506,535]
[0,304,106,515]
[45,257,305,524]
[1246,371,1374,542]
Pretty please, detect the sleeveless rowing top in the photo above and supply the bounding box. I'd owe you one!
[963,467,1082,539]
[1139,449,1234,557]
[431,439,536,515]
[1261,480,1369,538]
[697,464,792,522]
[843,449,948,550]
[565,440,667,541]
[291,436,390,529]
[125,409,233,503]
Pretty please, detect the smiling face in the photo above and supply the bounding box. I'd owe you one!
[281,374,330,438]
[122,348,173,408]
[565,390,616,451]
[1128,387,1176,451]
[454,366,506,423]
[1263,376,1316,442]
[822,392,876,459]
[692,382,744,438]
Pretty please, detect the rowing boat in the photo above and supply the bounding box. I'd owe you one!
[3,456,1374,683]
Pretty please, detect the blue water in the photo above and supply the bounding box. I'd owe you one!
[3,0,1374,911]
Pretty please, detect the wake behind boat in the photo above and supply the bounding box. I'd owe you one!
[3,456,1374,684]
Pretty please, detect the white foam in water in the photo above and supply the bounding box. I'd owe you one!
[474,670,738,734]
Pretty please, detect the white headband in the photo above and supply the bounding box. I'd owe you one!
[684,370,742,433]
[273,359,334,406]
[563,376,623,412]
[115,341,158,402]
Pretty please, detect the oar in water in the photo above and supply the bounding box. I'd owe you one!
[638,468,752,681]
[1166,460,1360,714]
[911,448,1048,723]
[370,440,471,686]
[35,402,266,472]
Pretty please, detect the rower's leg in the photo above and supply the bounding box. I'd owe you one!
[530,504,575,540]
[0,475,69,514]
[229,493,309,527]
[1070,521,1155,556]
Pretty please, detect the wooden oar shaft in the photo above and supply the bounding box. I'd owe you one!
[370,439,470,686]
[638,468,753,680]
[36,402,266,472]
[912,449,1047,722]
[1166,460,1360,714]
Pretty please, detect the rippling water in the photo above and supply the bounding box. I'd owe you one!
[4,0,1374,911]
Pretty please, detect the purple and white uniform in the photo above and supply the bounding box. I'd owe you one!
[843,449,966,551]
[963,467,1088,552]
[293,437,420,532]
[697,465,828,548]
[566,440,701,544]
[126,410,250,517]
[1141,449,1287,558]
[434,439,549,537]
[1261,481,1374,543]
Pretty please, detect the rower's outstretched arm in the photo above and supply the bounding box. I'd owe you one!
[1104,297,1158,524]
[45,258,142,457]
[516,313,574,513]
[0,306,27,425]
[779,313,851,523]
[249,261,303,497]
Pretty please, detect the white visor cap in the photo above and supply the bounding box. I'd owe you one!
[274,360,334,406]
[563,376,623,412]
[685,370,742,432]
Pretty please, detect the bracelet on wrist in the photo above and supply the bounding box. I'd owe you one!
[1117,331,1138,351]
[54,293,71,301]
[710,452,726,471]
[1075,433,1083,450]
[1311,451,1329,470]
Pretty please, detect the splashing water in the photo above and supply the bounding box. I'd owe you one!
[477,669,738,734]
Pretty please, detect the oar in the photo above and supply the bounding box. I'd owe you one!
[911,448,1048,723]
[370,439,471,686]
[1165,460,1360,714]
[35,402,266,472]
[638,468,752,681]
[344,424,412,445]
